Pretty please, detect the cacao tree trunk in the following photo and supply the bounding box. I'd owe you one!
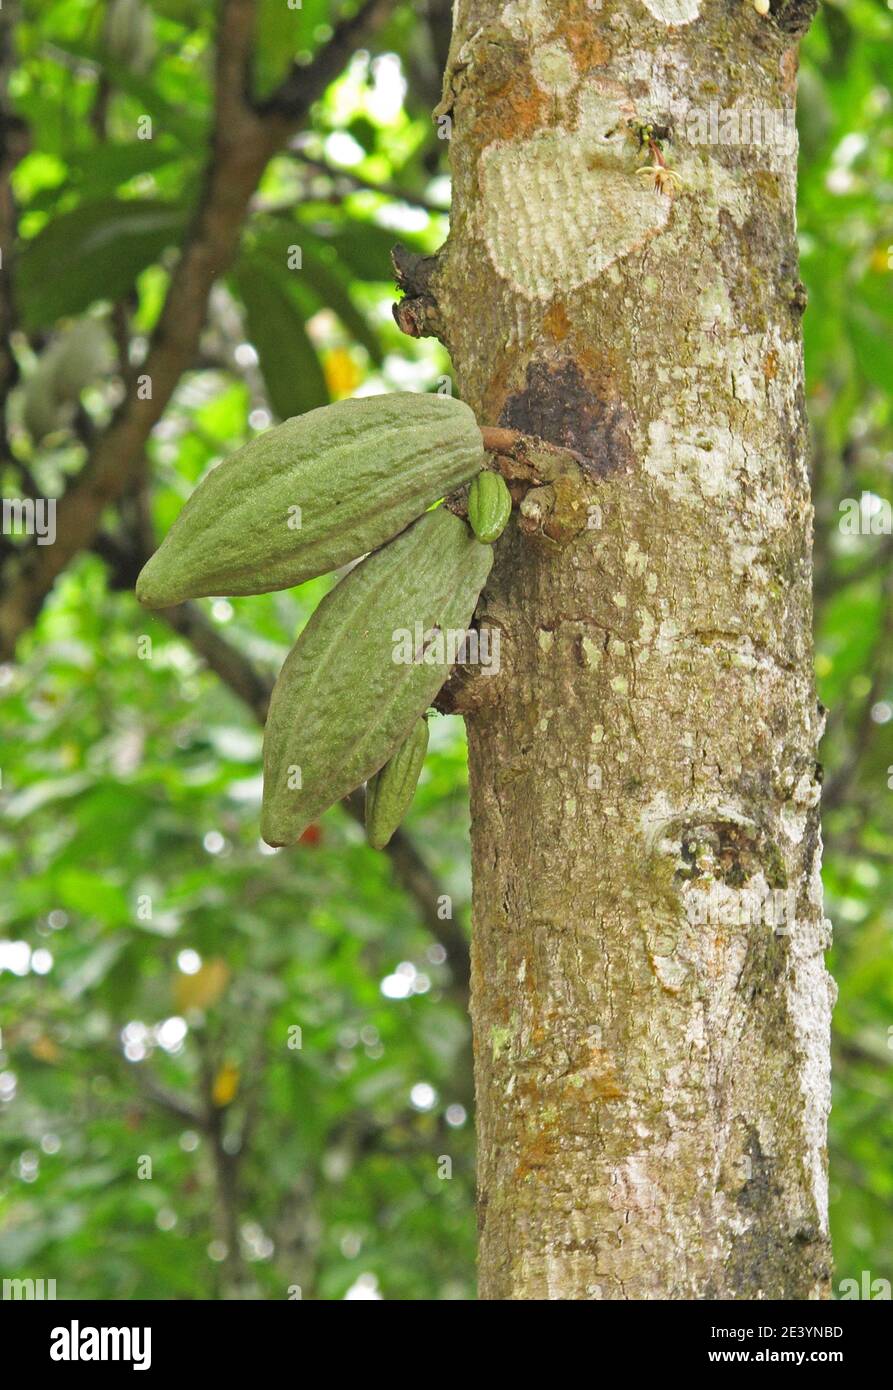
[416,0,834,1299]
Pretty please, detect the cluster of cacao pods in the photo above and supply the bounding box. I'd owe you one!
[137,393,513,848]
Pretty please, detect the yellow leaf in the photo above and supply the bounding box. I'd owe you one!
[30,1035,62,1064]
[212,1061,239,1107]
[324,348,361,399]
[174,958,230,1013]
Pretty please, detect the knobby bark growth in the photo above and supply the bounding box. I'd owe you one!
[399,0,834,1298]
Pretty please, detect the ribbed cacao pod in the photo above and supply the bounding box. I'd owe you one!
[365,717,429,850]
[467,469,512,543]
[136,393,485,609]
[261,508,492,846]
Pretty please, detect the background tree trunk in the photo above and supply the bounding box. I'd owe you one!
[425,0,833,1299]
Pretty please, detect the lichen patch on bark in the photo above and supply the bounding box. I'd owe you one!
[641,0,702,24]
[530,38,577,95]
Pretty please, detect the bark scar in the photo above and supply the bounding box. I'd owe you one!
[500,358,633,478]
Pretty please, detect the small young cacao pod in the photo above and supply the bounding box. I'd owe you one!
[365,717,429,850]
[261,507,492,846]
[467,469,512,543]
[136,393,485,608]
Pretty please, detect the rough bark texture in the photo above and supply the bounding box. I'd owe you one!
[427,0,833,1299]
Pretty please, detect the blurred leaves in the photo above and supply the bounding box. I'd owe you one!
[2,0,892,1305]
[232,256,330,418]
[253,0,331,100]
[800,0,893,1288]
[16,198,189,326]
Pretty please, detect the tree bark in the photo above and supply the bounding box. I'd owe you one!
[422,0,833,1299]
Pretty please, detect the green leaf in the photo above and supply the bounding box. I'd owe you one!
[64,141,187,195]
[253,0,331,99]
[303,256,384,364]
[60,938,127,1000]
[55,869,131,926]
[51,40,208,148]
[16,198,190,326]
[301,216,407,282]
[231,257,329,418]
[254,233,384,364]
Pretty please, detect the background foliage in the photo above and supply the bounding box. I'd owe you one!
[0,0,891,1299]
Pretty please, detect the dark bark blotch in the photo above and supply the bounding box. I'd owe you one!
[500,358,631,478]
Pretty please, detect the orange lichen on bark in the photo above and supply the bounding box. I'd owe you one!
[544,301,571,343]
[473,71,548,142]
[514,1127,560,1180]
[779,47,799,97]
[564,23,611,72]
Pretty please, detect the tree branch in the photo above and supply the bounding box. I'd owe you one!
[129,1062,203,1125]
[290,147,448,214]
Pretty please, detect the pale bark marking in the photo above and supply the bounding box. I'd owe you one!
[641,0,702,24]
[480,90,672,298]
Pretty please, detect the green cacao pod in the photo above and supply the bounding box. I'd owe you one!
[136,393,485,609]
[261,507,492,846]
[365,717,429,850]
[22,320,113,442]
[52,320,114,399]
[22,359,65,442]
[104,0,156,74]
[467,469,512,543]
